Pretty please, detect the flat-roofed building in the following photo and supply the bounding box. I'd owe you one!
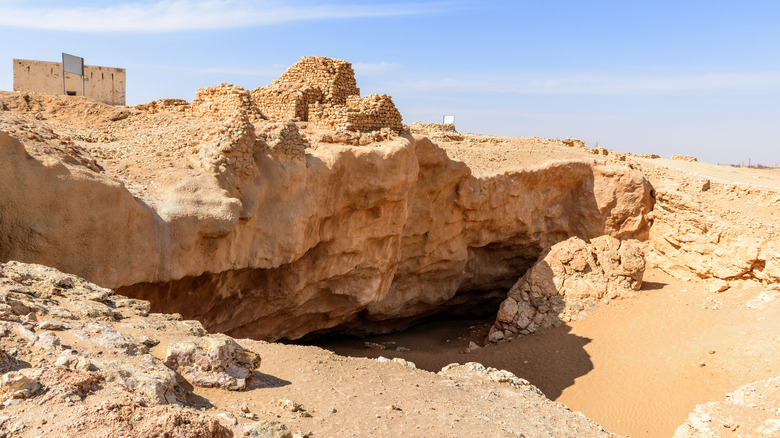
[13,58,126,106]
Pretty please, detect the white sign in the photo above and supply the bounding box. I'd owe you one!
[62,53,84,76]
[443,115,455,125]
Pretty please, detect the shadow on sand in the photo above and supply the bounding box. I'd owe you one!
[312,317,593,400]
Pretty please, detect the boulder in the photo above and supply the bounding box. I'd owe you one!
[165,334,261,390]
[0,371,40,399]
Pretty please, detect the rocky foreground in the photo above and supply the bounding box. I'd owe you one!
[0,261,617,437]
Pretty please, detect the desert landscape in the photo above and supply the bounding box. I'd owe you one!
[0,56,778,438]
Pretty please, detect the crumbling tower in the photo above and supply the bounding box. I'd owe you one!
[252,56,402,132]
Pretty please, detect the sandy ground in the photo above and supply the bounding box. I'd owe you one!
[316,268,780,438]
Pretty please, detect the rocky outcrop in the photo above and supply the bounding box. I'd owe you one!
[0,261,239,436]
[0,116,653,340]
[487,235,645,343]
[647,184,780,286]
[673,376,780,438]
[0,55,654,340]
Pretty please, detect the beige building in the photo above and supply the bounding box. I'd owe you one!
[13,59,126,106]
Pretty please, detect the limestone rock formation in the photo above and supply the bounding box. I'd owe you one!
[673,376,780,438]
[0,113,653,340]
[647,185,780,285]
[488,235,645,343]
[0,55,654,341]
[165,334,261,390]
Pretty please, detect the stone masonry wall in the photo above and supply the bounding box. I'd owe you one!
[309,94,403,132]
[190,83,264,121]
[251,82,322,121]
[272,56,359,105]
[251,56,403,132]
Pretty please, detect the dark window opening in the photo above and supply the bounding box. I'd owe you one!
[66,91,77,96]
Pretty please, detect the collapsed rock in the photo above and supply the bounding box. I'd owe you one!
[488,235,645,342]
[165,334,261,390]
[439,362,543,395]
[94,354,184,405]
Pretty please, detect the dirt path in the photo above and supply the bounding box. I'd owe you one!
[316,268,780,437]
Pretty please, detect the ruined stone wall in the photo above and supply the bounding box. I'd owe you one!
[408,121,457,134]
[407,121,463,141]
[13,59,126,106]
[309,94,403,132]
[190,83,264,121]
[273,56,359,105]
[248,56,404,132]
[136,99,189,114]
[251,82,322,121]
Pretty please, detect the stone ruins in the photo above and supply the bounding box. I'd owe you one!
[252,56,402,132]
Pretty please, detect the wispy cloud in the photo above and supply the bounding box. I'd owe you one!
[0,0,456,33]
[395,72,780,95]
[190,66,284,76]
[352,61,397,75]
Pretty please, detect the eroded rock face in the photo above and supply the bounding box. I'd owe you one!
[0,119,653,340]
[487,235,645,343]
[648,188,780,285]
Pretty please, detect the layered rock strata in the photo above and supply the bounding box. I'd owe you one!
[644,170,780,287]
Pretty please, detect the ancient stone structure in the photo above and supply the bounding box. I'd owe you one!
[407,121,463,141]
[252,56,402,132]
[190,83,264,121]
[251,81,322,121]
[12,59,126,106]
[671,155,698,162]
[270,56,359,105]
[308,94,403,132]
[136,99,189,114]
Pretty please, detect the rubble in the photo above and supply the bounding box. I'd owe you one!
[488,235,645,343]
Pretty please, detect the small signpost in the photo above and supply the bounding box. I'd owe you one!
[62,53,85,97]
[442,115,455,126]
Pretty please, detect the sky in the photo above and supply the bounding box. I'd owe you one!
[1,0,779,165]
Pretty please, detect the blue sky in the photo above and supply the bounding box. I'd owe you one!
[1,0,779,165]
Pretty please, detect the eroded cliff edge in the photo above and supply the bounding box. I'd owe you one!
[0,120,652,340]
[0,56,653,340]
